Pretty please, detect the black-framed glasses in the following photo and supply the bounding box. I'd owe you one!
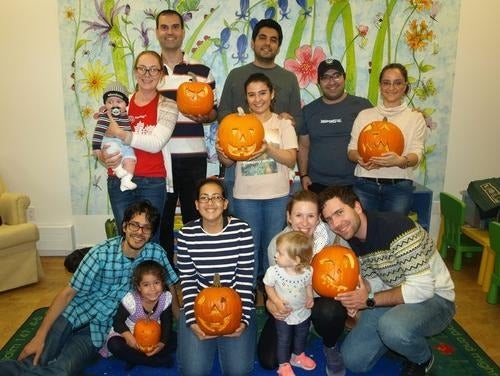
[320,72,343,82]
[135,65,162,77]
[127,221,152,234]
[198,194,225,203]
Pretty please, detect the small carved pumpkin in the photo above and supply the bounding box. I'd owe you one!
[311,245,359,298]
[134,317,161,353]
[194,273,242,336]
[177,74,214,116]
[217,107,265,161]
[357,117,404,162]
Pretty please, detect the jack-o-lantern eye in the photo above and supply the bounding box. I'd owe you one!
[311,245,359,298]
[357,117,404,162]
[194,274,243,336]
[177,76,214,116]
[217,107,265,161]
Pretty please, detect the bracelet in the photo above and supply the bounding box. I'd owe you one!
[300,174,309,180]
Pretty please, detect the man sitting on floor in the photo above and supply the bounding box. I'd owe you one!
[319,186,455,376]
[0,200,179,375]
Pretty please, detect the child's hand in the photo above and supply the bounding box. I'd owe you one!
[145,342,165,356]
[305,297,314,309]
[122,331,138,349]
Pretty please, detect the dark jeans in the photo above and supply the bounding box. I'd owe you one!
[257,297,347,369]
[159,157,206,266]
[107,334,176,368]
[275,318,311,365]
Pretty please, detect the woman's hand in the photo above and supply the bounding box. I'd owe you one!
[370,151,402,168]
[266,297,292,321]
[190,323,217,341]
[247,141,267,161]
[100,144,121,169]
[224,322,246,338]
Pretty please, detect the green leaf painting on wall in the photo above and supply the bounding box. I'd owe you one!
[58,0,461,215]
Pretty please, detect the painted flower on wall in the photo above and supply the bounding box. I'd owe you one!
[80,60,113,100]
[284,45,326,88]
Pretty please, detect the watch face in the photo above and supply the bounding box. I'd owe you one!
[366,298,375,308]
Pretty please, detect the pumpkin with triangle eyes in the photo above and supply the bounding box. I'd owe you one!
[217,107,265,161]
[177,78,214,116]
[357,117,404,162]
[194,274,242,336]
[311,245,360,297]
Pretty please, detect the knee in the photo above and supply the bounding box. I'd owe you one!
[378,315,410,348]
[341,345,372,373]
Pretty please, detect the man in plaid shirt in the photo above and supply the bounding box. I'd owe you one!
[0,200,179,375]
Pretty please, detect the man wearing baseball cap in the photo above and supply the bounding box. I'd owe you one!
[298,59,372,194]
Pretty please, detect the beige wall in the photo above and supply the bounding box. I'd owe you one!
[0,0,498,252]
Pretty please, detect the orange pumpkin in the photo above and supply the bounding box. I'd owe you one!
[194,273,242,336]
[217,107,265,161]
[311,245,360,298]
[134,317,161,353]
[357,117,404,162]
[177,74,214,116]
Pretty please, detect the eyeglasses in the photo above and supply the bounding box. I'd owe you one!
[320,72,343,82]
[198,194,225,203]
[380,80,406,88]
[135,66,162,77]
[127,221,152,234]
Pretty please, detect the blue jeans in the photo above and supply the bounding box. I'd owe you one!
[353,177,414,215]
[233,195,288,281]
[108,175,166,243]
[275,318,310,364]
[341,295,455,373]
[177,310,256,376]
[222,164,235,216]
[0,315,98,376]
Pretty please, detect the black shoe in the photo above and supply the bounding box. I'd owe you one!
[401,354,434,376]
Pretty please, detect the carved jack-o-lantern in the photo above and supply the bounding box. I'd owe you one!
[311,245,360,298]
[357,117,404,162]
[177,74,214,116]
[217,107,265,161]
[134,317,161,353]
[194,274,242,336]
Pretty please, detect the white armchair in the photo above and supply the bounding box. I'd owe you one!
[0,176,43,292]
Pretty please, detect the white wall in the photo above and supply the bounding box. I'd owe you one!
[0,0,498,253]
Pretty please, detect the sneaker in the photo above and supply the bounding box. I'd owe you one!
[323,345,346,376]
[290,352,316,370]
[277,363,295,376]
[401,354,434,376]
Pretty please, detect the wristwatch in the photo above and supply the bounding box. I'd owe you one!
[366,292,376,308]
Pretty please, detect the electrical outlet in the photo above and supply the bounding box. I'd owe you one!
[27,207,36,222]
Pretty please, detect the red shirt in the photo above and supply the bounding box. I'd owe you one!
[128,93,166,177]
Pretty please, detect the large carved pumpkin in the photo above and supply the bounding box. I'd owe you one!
[217,107,264,161]
[134,317,161,353]
[177,74,214,116]
[357,117,404,162]
[311,245,359,298]
[194,273,242,336]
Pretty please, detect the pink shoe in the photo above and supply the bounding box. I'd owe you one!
[290,352,316,371]
[277,363,295,376]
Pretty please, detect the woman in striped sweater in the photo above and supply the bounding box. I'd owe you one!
[176,177,256,375]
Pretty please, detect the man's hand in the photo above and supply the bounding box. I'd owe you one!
[18,334,45,365]
[335,275,369,310]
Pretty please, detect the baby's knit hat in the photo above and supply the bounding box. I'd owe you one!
[103,81,129,106]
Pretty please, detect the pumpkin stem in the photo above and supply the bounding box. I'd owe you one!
[187,71,197,82]
[382,116,387,122]
[213,273,221,288]
[236,107,245,116]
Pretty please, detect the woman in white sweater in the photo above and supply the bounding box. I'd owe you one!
[348,63,426,215]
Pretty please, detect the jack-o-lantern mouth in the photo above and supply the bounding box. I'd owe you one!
[227,144,258,156]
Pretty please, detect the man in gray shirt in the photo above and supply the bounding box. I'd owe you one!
[298,59,372,194]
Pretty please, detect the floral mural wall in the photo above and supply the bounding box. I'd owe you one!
[58,0,461,215]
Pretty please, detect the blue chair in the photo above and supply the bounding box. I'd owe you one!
[486,221,500,304]
[439,192,483,270]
